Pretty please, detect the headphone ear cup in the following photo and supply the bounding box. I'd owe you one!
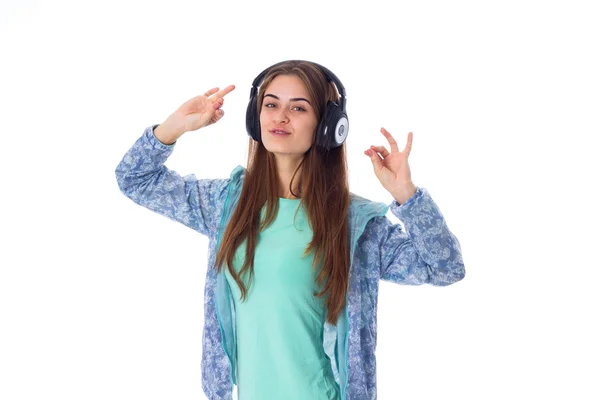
[246,95,260,142]
[316,101,346,150]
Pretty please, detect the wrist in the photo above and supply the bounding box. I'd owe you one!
[391,183,417,205]
[154,121,181,145]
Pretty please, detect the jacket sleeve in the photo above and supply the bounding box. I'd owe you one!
[114,125,230,237]
[364,187,465,286]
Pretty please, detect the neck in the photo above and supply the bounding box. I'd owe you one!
[274,154,303,199]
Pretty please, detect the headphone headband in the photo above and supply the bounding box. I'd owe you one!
[250,60,346,111]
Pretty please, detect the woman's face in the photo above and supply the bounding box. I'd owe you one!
[259,74,319,159]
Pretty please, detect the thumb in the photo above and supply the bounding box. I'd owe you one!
[209,109,224,125]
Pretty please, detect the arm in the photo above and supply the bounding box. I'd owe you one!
[114,125,229,237]
[364,187,465,286]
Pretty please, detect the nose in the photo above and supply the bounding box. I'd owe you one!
[273,108,289,124]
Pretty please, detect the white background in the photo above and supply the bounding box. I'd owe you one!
[1,0,599,399]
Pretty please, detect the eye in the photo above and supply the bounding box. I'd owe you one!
[263,103,306,112]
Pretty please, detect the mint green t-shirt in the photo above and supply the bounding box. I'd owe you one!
[224,197,340,400]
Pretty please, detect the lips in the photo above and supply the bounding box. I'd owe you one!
[270,128,290,135]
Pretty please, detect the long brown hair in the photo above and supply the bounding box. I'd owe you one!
[215,60,350,326]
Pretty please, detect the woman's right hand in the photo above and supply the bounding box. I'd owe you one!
[159,85,236,141]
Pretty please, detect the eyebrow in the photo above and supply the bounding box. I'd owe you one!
[264,93,311,105]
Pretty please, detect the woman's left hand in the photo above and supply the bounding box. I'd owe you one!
[364,128,417,204]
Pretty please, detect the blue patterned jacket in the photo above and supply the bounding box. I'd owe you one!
[115,125,465,399]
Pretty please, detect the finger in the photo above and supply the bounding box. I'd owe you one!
[204,87,219,97]
[364,148,383,173]
[380,127,399,153]
[404,132,413,156]
[212,97,224,110]
[211,84,236,100]
[370,145,389,158]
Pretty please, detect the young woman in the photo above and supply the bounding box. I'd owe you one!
[115,60,465,400]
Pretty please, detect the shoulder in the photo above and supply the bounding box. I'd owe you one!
[230,164,246,181]
[348,192,396,248]
[349,192,389,218]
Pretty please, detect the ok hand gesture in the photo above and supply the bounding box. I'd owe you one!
[364,128,417,204]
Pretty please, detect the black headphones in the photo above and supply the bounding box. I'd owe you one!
[245,60,349,151]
